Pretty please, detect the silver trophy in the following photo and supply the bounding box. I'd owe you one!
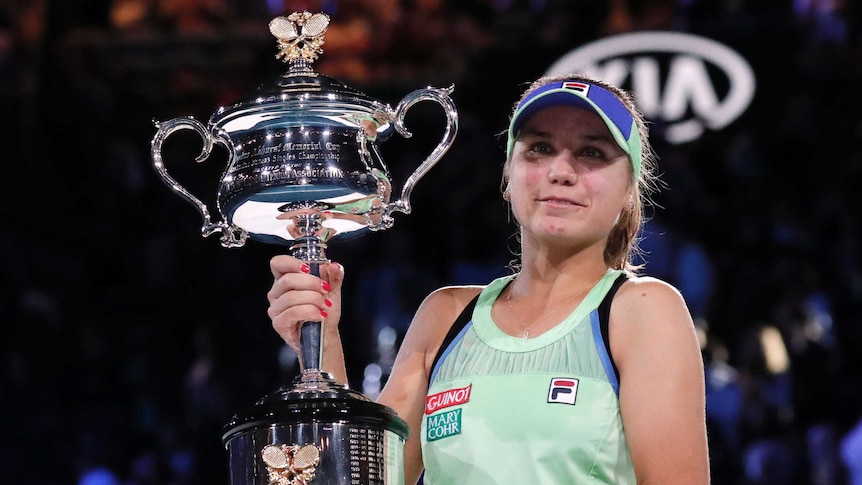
[151,11,458,485]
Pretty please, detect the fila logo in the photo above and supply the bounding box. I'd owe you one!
[561,81,590,95]
[425,384,472,415]
[548,378,579,405]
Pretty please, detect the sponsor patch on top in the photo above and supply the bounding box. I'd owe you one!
[548,377,579,405]
[425,384,472,415]
[425,408,462,442]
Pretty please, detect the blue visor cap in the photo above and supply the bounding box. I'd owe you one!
[506,80,641,179]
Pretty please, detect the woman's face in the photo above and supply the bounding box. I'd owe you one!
[507,105,633,251]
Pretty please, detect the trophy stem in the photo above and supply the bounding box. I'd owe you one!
[288,212,330,374]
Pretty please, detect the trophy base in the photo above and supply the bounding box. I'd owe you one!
[222,371,409,485]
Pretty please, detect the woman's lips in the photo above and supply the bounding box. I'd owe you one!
[538,197,582,206]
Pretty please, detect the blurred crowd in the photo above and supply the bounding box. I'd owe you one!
[2,0,862,484]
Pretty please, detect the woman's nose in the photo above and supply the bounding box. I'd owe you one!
[548,153,577,185]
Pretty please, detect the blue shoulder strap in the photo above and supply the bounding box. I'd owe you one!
[591,273,628,395]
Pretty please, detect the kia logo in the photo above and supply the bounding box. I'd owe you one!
[547,31,756,144]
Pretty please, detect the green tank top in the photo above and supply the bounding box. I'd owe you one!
[420,269,635,485]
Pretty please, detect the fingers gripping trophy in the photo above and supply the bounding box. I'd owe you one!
[150,11,458,485]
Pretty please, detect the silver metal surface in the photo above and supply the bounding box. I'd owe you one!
[223,373,409,485]
[150,11,458,248]
[150,11,447,485]
[225,421,405,485]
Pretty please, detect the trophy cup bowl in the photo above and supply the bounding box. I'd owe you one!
[150,11,457,485]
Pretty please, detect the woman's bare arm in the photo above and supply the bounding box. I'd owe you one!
[612,277,710,485]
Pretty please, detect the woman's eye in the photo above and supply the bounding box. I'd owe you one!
[582,147,604,158]
[528,142,554,154]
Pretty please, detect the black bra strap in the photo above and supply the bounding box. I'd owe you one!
[428,293,481,380]
[598,273,629,382]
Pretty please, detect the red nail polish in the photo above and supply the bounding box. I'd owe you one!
[300,264,310,273]
[324,298,333,307]
[322,281,332,291]
[320,310,328,318]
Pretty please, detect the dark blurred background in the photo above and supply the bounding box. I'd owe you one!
[2,0,862,484]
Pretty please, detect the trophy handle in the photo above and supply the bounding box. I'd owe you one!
[386,85,459,217]
[151,116,248,248]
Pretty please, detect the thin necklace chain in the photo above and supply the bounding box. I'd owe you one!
[504,284,583,339]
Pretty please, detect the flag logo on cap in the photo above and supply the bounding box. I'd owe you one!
[561,82,590,95]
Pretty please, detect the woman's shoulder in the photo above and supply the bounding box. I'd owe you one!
[612,274,697,341]
[616,274,687,311]
[417,284,486,322]
[406,284,488,371]
[610,275,700,368]
[611,274,693,329]
[411,284,492,336]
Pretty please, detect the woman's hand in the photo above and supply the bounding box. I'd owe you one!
[267,255,345,354]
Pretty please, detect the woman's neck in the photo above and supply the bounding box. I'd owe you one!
[517,237,609,288]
